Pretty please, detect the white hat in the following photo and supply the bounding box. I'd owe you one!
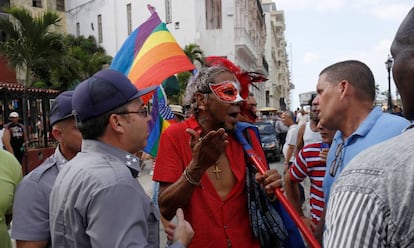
[169,104,185,118]
[9,112,19,118]
[169,104,183,114]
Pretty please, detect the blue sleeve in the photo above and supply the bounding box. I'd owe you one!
[12,176,51,241]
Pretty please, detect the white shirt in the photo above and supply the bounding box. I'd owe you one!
[283,124,298,163]
[297,113,309,127]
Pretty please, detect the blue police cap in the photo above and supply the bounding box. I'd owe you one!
[72,69,156,122]
[49,91,75,126]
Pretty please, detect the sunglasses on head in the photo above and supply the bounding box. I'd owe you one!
[208,81,244,103]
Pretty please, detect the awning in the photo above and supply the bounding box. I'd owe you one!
[258,107,278,112]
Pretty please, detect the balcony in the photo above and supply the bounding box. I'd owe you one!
[235,27,257,60]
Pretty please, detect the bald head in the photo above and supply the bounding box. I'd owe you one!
[391,8,414,55]
[391,7,414,120]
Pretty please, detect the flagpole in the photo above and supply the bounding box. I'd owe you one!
[249,155,321,248]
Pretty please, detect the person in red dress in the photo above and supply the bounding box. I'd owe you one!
[153,65,282,247]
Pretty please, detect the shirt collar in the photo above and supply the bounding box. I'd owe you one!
[54,145,69,171]
[334,106,383,145]
[81,139,141,178]
[288,124,297,130]
[187,115,203,136]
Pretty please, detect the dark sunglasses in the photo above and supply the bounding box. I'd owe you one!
[329,143,344,177]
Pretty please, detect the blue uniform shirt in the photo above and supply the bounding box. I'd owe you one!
[11,146,67,246]
[50,139,184,248]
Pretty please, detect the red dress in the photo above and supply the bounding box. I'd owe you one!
[153,116,263,248]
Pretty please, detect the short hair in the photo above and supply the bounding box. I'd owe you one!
[319,60,376,101]
[283,110,295,120]
[184,66,232,112]
[77,104,129,139]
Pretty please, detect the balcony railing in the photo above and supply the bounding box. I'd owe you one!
[235,27,257,60]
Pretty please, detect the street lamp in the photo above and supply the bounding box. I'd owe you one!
[385,55,393,113]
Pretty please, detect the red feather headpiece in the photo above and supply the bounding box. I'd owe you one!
[205,56,267,122]
[205,56,267,99]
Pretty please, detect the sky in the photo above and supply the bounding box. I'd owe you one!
[275,0,412,110]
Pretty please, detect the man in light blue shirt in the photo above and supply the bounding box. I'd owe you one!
[312,60,409,243]
[324,9,414,246]
[323,106,408,202]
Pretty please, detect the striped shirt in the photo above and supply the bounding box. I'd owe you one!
[289,142,326,224]
[324,191,386,247]
[324,126,414,247]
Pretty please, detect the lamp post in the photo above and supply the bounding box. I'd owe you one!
[385,55,393,113]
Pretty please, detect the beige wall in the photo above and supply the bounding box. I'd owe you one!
[11,0,66,33]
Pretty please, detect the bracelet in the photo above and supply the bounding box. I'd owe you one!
[183,167,201,186]
[267,194,277,202]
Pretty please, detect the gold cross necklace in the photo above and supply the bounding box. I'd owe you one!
[213,163,222,180]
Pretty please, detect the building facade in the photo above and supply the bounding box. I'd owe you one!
[64,0,291,109]
[262,0,292,110]
[10,0,67,31]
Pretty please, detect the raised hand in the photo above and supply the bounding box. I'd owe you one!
[186,128,228,172]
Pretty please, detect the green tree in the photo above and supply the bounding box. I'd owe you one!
[0,6,64,136]
[183,43,204,67]
[0,7,64,86]
[50,35,112,90]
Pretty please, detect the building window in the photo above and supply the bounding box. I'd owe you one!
[32,0,42,8]
[56,0,65,11]
[266,90,270,106]
[127,4,132,34]
[76,22,80,37]
[165,0,172,24]
[97,15,103,43]
[206,0,222,29]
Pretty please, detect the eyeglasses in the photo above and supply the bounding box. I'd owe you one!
[116,109,148,118]
[329,143,344,177]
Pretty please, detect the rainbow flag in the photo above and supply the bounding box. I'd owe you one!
[143,86,175,157]
[110,4,195,93]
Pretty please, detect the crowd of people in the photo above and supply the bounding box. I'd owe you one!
[1,7,414,248]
